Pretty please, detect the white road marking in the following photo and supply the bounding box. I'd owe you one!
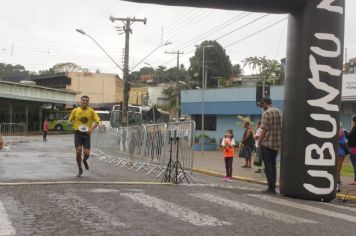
[181,183,261,191]
[49,193,127,228]
[248,194,356,223]
[319,202,356,213]
[191,193,317,224]
[120,192,231,226]
[0,200,16,235]
[89,188,120,193]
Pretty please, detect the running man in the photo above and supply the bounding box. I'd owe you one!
[69,95,101,177]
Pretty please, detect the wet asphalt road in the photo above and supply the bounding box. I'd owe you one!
[0,135,355,236]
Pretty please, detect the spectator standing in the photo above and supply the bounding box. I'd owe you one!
[0,135,3,150]
[241,121,254,168]
[43,118,49,141]
[346,116,356,185]
[337,127,348,191]
[258,97,283,194]
[254,120,262,173]
[221,129,235,182]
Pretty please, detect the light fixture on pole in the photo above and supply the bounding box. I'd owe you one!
[75,29,123,72]
[201,45,213,155]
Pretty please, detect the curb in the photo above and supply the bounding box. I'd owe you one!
[192,168,356,203]
[0,181,172,187]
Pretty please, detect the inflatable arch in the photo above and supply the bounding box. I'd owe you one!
[127,0,345,202]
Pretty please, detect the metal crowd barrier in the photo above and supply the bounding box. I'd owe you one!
[0,123,27,136]
[91,121,195,182]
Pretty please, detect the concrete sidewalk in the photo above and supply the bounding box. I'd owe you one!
[192,150,356,201]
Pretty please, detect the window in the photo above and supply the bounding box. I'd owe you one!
[193,115,216,131]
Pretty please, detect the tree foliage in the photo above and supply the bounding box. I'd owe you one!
[162,86,177,110]
[189,40,232,88]
[243,56,285,85]
[0,63,30,82]
[39,62,87,75]
[232,64,242,76]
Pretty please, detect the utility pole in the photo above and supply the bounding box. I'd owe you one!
[110,16,147,126]
[165,50,184,121]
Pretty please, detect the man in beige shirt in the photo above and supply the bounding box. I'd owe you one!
[0,135,4,150]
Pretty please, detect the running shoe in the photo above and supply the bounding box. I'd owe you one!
[83,158,90,170]
[76,168,83,177]
[225,177,233,182]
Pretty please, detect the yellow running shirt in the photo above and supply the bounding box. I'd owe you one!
[68,107,100,132]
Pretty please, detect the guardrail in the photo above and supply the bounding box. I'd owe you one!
[91,121,195,183]
[0,123,27,136]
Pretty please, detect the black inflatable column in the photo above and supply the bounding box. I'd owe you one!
[280,0,345,201]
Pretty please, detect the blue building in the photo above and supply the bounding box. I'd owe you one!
[181,74,356,149]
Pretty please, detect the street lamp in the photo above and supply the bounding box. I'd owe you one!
[130,41,172,71]
[75,29,123,72]
[201,45,213,155]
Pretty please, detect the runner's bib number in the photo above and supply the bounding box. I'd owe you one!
[79,125,89,132]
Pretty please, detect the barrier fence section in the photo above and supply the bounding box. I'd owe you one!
[91,121,195,182]
[0,123,27,136]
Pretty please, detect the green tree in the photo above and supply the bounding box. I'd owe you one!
[155,65,167,83]
[139,66,155,75]
[243,56,284,85]
[39,62,87,74]
[162,86,177,110]
[165,65,188,84]
[232,64,242,76]
[189,40,232,88]
[0,63,30,82]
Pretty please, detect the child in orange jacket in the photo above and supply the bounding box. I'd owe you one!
[221,129,235,181]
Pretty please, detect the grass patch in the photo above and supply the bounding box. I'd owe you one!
[341,164,355,177]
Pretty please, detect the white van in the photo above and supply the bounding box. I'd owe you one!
[95,110,111,127]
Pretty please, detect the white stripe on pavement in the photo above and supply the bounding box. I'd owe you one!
[0,200,16,235]
[248,194,356,223]
[181,183,261,191]
[49,193,127,228]
[319,202,356,213]
[191,193,317,224]
[120,192,231,226]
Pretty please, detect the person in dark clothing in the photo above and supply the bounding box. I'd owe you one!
[241,121,254,168]
[345,116,356,185]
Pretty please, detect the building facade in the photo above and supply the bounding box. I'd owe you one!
[181,74,356,149]
[0,81,75,131]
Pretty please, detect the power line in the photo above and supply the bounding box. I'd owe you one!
[151,13,271,66]
[224,17,287,48]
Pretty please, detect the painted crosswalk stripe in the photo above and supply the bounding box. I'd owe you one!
[49,193,126,228]
[120,192,231,226]
[191,193,317,224]
[248,194,356,223]
[0,200,16,235]
[319,202,356,213]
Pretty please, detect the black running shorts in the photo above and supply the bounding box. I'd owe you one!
[74,130,91,149]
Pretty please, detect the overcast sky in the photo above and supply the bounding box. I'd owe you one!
[0,0,355,77]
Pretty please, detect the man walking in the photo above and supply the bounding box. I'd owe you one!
[258,97,282,194]
[69,95,101,177]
